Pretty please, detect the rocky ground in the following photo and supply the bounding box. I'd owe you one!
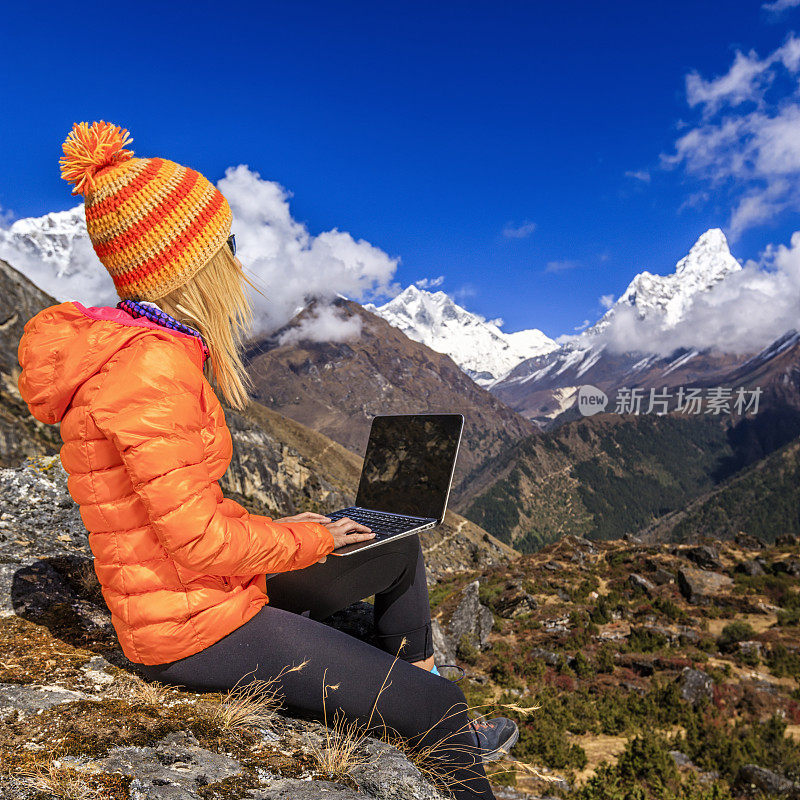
[0,458,456,800]
[429,532,800,799]
[2,456,800,799]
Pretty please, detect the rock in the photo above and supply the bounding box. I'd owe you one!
[249,780,369,799]
[676,626,701,646]
[431,619,456,664]
[680,667,713,705]
[623,533,643,544]
[684,545,723,571]
[774,559,800,578]
[737,764,800,797]
[493,581,538,618]
[650,568,675,585]
[677,567,733,604]
[81,730,241,798]
[775,534,799,547]
[629,573,656,594]
[738,640,762,659]
[670,750,695,768]
[738,558,767,577]
[0,682,89,715]
[349,738,443,800]
[447,581,494,652]
[735,531,764,549]
[529,648,561,667]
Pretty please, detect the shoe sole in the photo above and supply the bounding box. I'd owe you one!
[481,722,520,762]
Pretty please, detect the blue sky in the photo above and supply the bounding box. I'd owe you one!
[2,0,800,338]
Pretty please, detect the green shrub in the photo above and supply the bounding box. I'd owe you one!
[456,634,479,665]
[716,620,756,652]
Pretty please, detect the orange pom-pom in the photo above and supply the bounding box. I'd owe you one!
[59,121,134,196]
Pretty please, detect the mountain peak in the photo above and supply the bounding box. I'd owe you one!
[676,228,734,277]
[365,285,557,385]
[594,228,741,332]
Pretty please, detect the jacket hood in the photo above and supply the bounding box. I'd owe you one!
[18,302,207,425]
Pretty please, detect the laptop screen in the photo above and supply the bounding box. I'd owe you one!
[355,414,464,523]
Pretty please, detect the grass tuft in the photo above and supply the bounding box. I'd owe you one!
[202,662,307,735]
[17,758,101,800]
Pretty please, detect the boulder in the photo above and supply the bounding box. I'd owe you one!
[629,573,656,594]
[677,567,733,604]
[250,780,369,799]
[680,667,713,705]
[684,545,723,571]
[349,738,443,800]
[75,730,242,799]
[738,558,767,577]
[737,764,800,797]
[431,619,456,664]
[447,580,494,651]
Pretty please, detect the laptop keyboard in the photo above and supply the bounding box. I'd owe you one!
[325,507,432,539]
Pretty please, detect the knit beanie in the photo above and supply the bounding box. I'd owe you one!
[59,121,233,300]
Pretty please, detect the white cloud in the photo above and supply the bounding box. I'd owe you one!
[599,294,615,309]
[414,275,444,289]
[599,234,800,356]
[625,170,651,183]
[502,220,537,239]
[665,34,800,237]
[217,165,400,335]
[0,206,15,227]
[0,167,401,339]
[685,49,769,115]
[277,304,363,346]
[763,0,800,14]
[545,259,579,273]
[452,284,477,302]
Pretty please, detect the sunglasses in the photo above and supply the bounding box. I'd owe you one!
[227,234,236,257]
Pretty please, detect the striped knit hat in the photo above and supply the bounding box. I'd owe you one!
[59,121,232,300]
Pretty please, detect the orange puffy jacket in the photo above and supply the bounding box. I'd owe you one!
[17,302,335,665]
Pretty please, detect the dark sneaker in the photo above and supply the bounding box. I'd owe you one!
[468,716,519,762]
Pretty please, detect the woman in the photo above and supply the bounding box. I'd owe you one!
[18,121,517,800]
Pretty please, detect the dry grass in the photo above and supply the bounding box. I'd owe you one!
[202,662,308,735]
[307,639,552,796]
[108,673,174,706]
[17,758,101,800]
[76,559,102,599]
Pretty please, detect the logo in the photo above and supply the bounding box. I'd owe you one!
[577,385,608,416]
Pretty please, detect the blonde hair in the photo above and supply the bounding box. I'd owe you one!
[155,244,260,411]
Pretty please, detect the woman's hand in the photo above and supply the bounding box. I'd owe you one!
[272,512,374,563]
[317,517,375,563]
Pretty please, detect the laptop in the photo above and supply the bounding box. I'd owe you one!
[326,413,464,556]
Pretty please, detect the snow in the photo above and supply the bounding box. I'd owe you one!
[592,228,741,333]
[364,284,558,386]
[494,229,745,392]
[0,205,118,305]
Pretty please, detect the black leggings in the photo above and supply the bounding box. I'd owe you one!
[137,534,496,800]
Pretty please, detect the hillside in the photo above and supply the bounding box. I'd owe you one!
[459,413,744,552]
[243,296,538,500]
[0,259,514,581]
[427,531,800,798]
[640,432,800,545]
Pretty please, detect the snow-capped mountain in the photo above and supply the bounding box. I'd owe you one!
[364,284,558,386]
[491,229,748,422]
[592,228,742,334]
[0,205,117,305]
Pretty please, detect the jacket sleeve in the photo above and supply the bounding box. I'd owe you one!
[88,338,335,575]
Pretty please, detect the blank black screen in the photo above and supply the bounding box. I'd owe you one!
[355,414,464,522]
